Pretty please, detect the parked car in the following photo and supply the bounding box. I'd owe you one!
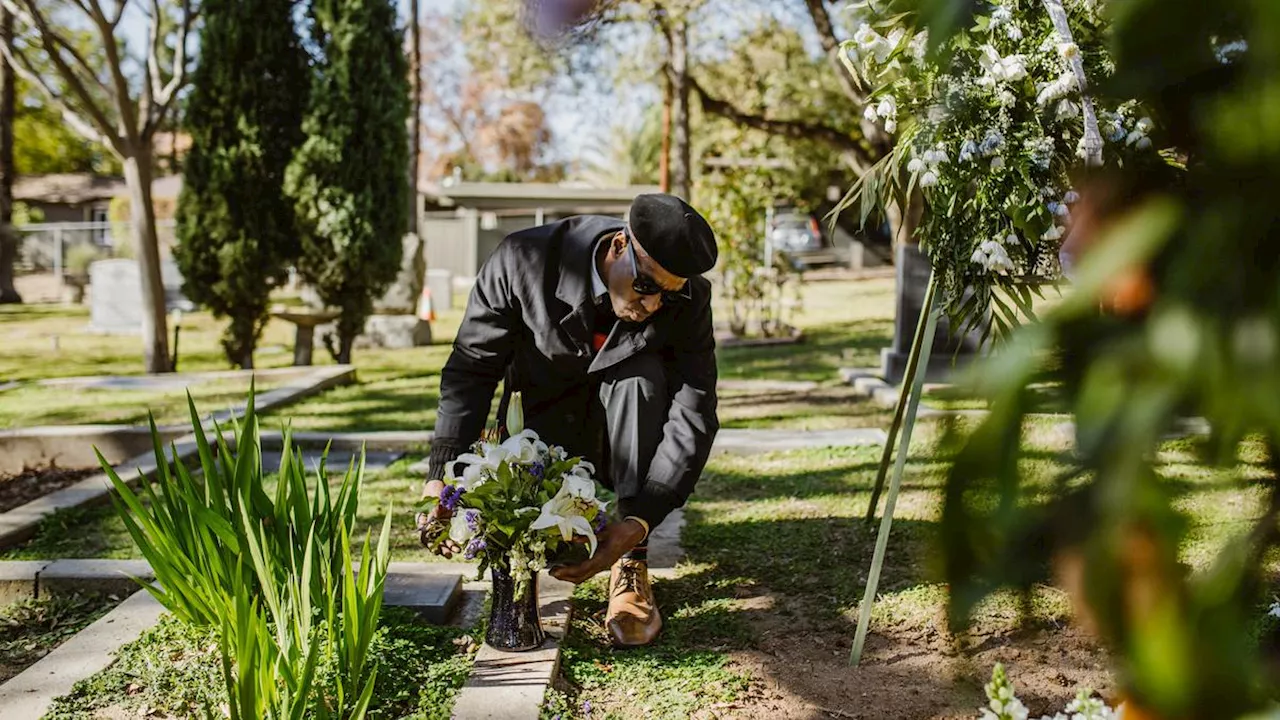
[768,210,856,270]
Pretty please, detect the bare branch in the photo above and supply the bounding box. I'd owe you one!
[145,0,162,108]
[81,0,141,141]
[0,39,119,152]
[801,0,867,104]
[690,75,875,167]
[145,0,196,139]
[8,1,124,147]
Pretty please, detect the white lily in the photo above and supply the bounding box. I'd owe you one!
[506,391,525,434]
[920,170,939,188]
[529,484,600,555]
[498,428,542,464]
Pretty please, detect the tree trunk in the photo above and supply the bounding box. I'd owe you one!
[660,66,671,193]
[668,17,691,200]
[0,4,20,305]
[885,189,924,250]
[408,0,420,234]
[123,148,171,373]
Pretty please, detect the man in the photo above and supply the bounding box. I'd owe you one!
[419,193,719,647]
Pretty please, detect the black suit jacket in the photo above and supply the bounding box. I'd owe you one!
[432,215,719,527]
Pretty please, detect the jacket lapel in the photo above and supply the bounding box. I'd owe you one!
[588,319,661,374]
[554,219,617,357]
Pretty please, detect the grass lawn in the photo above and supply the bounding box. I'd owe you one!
[0,376,294,429]
[42,607,476,720]
[545,421,1272,720]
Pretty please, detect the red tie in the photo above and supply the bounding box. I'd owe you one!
[592,332,608,352]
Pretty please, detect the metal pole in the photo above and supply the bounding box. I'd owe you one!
[764,205,774,269]
[864,275,937,525]
[850,272,940,666]
[53,225,63,291]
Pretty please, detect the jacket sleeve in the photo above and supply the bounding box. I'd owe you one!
[429,244,520,479]
[618,280,719,529]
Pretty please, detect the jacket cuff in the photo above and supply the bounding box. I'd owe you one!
[426,441,465,482]
[618,484,684,531]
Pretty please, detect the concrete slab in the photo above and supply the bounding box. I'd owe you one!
[260,448,406,473]
[0,590,164,720]
[713,428,886,454]
[258,429,433,451]
[382,571,462,624]
[718,379,820,393]
[451,573,573,720]
[0,561,48,605]
[39,559,154,599]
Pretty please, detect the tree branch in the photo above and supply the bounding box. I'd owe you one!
[0,40,119,151]
[7,0,122,149]
[690,75,874,166]
[82,0,141,142]
[801,0,868,104]
[145,0,195,139]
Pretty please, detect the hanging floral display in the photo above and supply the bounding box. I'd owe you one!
[839,0,1163,338]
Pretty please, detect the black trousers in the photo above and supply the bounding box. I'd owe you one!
[588,352,669,542]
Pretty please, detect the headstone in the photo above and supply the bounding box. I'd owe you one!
[880,243,987,383]
[89,258,193,333]
[374,234,427,313]
[426,268,453,312]
[88,259,141,333]
[355,315,433,349]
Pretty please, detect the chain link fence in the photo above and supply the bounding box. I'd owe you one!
[14,220,177,303]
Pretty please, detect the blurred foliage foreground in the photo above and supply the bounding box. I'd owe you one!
[900,0,1280,716]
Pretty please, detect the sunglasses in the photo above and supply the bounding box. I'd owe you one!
[625,231,692,306]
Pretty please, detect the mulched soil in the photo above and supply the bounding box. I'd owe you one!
[0,465,102,514]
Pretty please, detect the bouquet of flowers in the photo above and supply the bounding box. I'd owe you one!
[419,392,611,600]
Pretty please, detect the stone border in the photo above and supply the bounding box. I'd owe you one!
[451,507,688,720]
[450,573,575,720]
[0,589,166,720]
[0,561,467,720]
[0,365,355,551]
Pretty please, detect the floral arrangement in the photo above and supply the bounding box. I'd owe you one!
[980,664,1118,720]
[839,0,1162,338]
[419,393,610,598]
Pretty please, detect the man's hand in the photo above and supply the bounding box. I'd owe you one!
[549,519,647,584]
[418,479,462,558]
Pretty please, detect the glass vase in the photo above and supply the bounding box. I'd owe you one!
[486,563,545,651]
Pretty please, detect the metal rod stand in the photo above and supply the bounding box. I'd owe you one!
[850,272,940,666]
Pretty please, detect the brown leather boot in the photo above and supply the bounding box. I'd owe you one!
[605,557,661,647]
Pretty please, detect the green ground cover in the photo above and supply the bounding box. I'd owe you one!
[42,607,476,720]
[544,423,1273,718]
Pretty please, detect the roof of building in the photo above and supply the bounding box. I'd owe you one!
[14,173,184,205]
[419,180,663,211]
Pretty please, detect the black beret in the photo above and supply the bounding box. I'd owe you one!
[628,193,718,278]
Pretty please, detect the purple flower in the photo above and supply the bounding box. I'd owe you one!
[594,512,608,532]
[440,484,465,511]
[464,509,481,532]
[530,462,545,479]
[582,700,592,715]
[463,537,487,560]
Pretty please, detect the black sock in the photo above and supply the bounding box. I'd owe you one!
[623,545,648,562]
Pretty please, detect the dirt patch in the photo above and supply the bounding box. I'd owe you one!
[0,594,121,683]
[0,465,101,513]
[716,594,1112,720]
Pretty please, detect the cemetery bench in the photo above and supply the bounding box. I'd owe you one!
[271,309,340,366]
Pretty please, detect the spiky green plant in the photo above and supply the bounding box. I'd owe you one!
[101,388,392,719]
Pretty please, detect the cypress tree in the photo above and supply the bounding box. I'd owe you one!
[175,0,309,368]
[286,0,410,364]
